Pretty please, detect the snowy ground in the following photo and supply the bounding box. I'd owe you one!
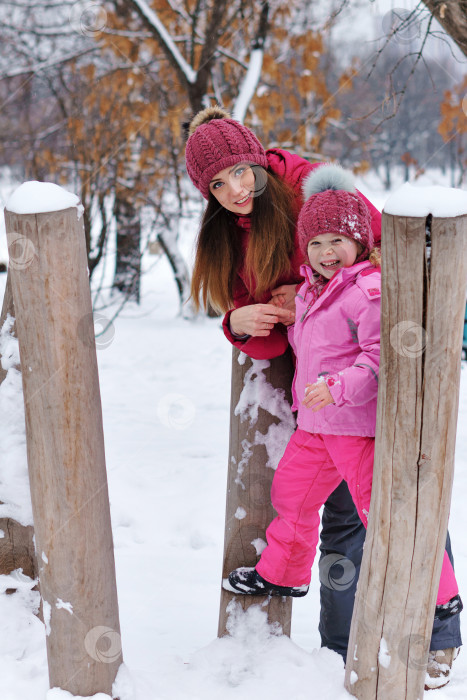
[0,169,466,699]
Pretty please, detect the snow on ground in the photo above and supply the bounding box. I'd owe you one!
[0,169,466,698]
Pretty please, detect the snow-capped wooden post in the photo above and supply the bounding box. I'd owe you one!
[218,348,295,636]
[4,183,122,698]
[345,184,467,700]
[0,273,36,582]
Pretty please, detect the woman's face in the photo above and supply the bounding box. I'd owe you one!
[209,162,256,214]
[307,232,361,279]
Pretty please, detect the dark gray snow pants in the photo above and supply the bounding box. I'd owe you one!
[319,480,462,660]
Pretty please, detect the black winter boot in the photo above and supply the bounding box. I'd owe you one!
[435,594,463,621]
[223,567,309,597]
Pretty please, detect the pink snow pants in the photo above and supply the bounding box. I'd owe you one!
[256,429,458,606]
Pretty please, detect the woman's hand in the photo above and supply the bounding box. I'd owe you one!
[270,284,298,313]
[230,304,295,337]
[302,382,334,412]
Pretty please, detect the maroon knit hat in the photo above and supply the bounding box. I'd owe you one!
[185,106,269,199]
[297,164,373,263]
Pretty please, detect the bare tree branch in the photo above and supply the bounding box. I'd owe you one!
[0,47,98,79]
[126,0,196,85]
[233,1,269,122]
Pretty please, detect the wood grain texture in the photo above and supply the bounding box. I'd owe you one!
[4,207,122,698]
[345,213,467,699]
[218,347,295,637]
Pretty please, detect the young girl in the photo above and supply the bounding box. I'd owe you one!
[225,164,462,619]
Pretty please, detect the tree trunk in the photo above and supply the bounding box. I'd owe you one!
[218,348,295,636]
[0,272,14,385]
[344,211,467,699]
[0,273,36,583]
[113,195,141,303]
[421,1,467,58]
[384,160,391,190]
[157,232,193,317]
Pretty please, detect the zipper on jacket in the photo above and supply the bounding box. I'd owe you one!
[300,301,314,323]
[300,286,315,322]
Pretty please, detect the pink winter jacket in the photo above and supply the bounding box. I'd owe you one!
[288,261,381,437]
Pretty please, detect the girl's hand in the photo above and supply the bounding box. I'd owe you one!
[230,304,295,337]
[267,296,294,326]
[302,382,334,412]
[270,284,298,313]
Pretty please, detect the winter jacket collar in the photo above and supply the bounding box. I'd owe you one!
[298,261,375,319]
[234,214,251,231]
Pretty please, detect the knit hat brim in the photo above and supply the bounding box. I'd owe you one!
[186,151,269,199]
[297,164,373,260]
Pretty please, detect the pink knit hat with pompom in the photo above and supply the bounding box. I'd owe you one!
[185,106,268,199]
[297,164,373,263]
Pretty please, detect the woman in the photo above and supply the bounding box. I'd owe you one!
[184,106,461,678]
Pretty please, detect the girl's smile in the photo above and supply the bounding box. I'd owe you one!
[307,232,361,279]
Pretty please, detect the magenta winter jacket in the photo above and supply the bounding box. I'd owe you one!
[288,260,381,437]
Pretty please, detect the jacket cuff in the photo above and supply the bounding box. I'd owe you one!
[326,374,344,406]
[231,327,250,340]
[222,310,250,343]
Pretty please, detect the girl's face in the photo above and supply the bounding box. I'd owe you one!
[307,232,361,279]
[209,162,256,214]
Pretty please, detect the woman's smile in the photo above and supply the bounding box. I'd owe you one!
[235,192,252,206]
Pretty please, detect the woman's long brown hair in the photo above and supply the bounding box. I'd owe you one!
[191,167,297,313]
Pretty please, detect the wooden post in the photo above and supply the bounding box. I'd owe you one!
[0,273,36,582]
[4,204,122,697]
[344,212,467,699]
[218,347,295,636]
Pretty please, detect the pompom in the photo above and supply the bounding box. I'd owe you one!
[302,163,356,201]
[188,105,231,136]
